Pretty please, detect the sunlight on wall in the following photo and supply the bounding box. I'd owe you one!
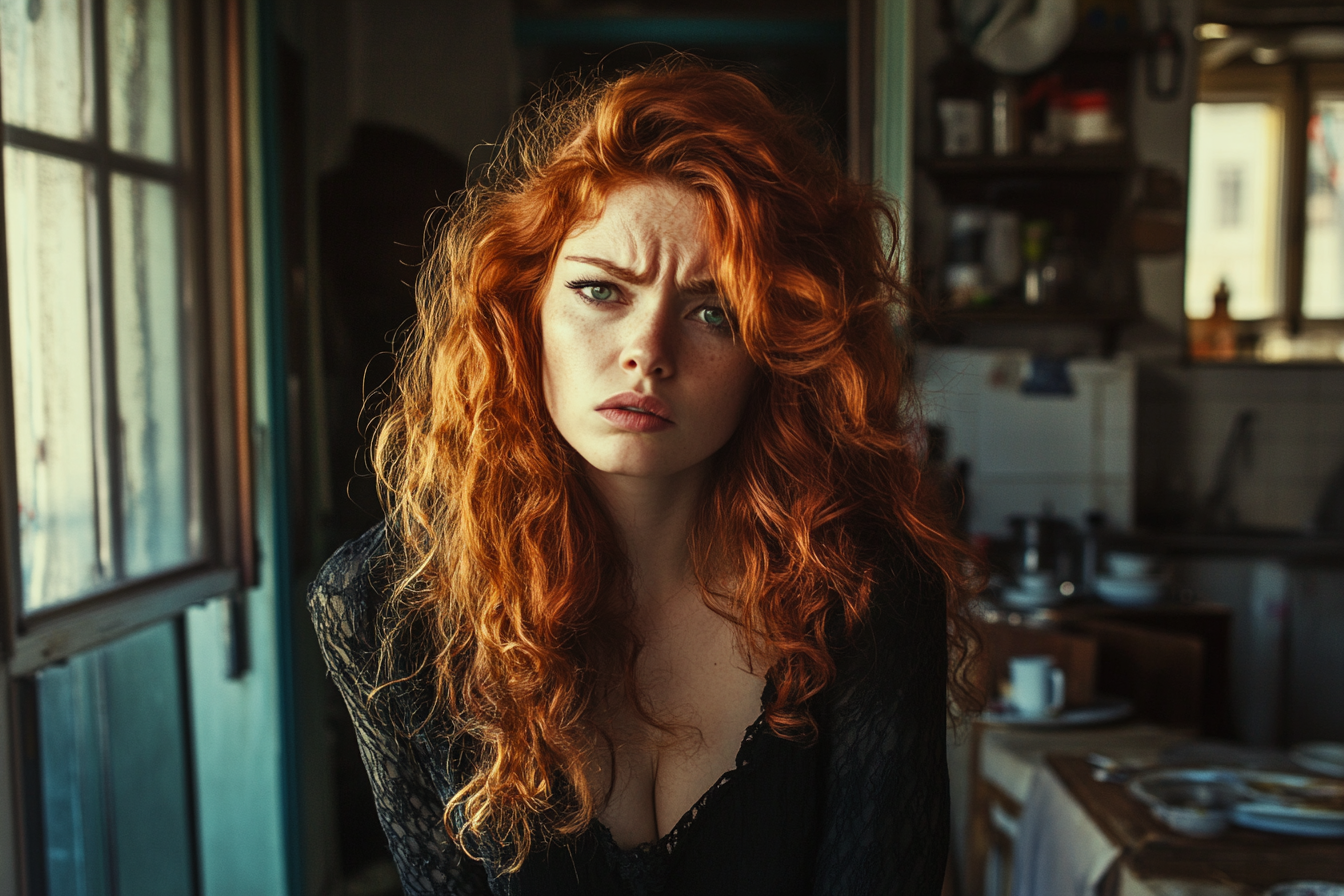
[1184,102,1283,320]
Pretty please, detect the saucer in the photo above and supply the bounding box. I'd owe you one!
[1001,585,1064,608]
[979,695,1132,728]
[1095,575,1164,606]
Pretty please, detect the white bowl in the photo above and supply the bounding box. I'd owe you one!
[1128,769,1240,838]
[1107,551,1159,578]
[1018,571,1057,593]
[1002,585,1064,608]
[1095,575,1164,606]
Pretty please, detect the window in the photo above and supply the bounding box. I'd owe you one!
[3,0,200,612]
[1186,101,1284,320]
[1303,93,1344,319]
[0,0,248,891]
[1184,60,1344,363]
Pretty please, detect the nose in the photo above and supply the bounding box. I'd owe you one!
[619,304,675,379]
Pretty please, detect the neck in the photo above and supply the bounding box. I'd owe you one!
[585,460,710,607]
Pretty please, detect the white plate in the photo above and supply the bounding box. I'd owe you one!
[1233,802,1344,838]
[1235,771,1344,808]
[1232,771,1344,838]
[1001,586,1063,608]
[1095,575,1164,606]
[1107,551,1159,578]
[1292,742,1344,779]
[979,695,1132,728]
[1265,883,1344,896]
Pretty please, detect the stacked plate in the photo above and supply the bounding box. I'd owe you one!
[1126,768,1344,839]
[1291,742,1344,779]
[1001,571,1066,609]
[1233,771,1344,838]
[1265,884,1344,896]
[1095,551,1165,606]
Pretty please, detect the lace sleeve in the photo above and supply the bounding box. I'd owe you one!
[812,559,951,896]
[307,526,491,896]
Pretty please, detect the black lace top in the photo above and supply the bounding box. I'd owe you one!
[307,523,950,896]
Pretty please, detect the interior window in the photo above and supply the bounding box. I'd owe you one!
[34,620,196,893]
[1,1,246,891]
[1304,93,1344,319]
[1184,101,1285,320]
[1,0,198,613]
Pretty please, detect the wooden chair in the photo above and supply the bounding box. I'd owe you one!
[1057,604,1233,737]
[963,622,1099,896]
[1068,619,1204,733]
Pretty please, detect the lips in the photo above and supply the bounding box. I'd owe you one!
[596,392,673,422]
[596,392,675,432]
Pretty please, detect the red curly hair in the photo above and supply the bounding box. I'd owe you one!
[374,59,981,869]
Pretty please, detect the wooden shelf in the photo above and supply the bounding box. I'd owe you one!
[939,306,1141,326]
[513,14,846,47]
[1064,31,1147,54]
[920,306,1142,355]
[917,151,1135,177]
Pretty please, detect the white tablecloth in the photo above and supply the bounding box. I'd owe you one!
[1010,763,1122,896]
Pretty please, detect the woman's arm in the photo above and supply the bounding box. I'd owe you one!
[308,525,492,896]
[812,563,951,896]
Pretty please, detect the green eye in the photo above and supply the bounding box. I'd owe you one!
[581,284,614,302]
[698,306,729,329]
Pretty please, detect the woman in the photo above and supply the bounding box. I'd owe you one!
[309,60,979,896]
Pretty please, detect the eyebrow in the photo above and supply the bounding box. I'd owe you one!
[564,255,720,296]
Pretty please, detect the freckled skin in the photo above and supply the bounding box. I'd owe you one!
[538,181,766,847]
[539,180,758,483]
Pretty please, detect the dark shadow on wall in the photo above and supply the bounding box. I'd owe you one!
[319,123,467,544]
[317,123,465,886]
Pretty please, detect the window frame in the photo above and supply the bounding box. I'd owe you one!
[0,0,252,890]
[1190,63,1294,324]
[1188,60,1344,359]
[1302,61,1344,323]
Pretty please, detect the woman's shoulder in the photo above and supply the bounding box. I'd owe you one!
[836,522,950,686]
[857,521,948,619]
[307,521,393,654]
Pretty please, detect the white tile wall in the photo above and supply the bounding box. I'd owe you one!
[1138,366,1344,531]
[916,348,1136,535]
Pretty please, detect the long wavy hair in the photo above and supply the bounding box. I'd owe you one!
[374,58,981,869]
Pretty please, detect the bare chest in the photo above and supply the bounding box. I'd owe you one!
[591,595,766,850]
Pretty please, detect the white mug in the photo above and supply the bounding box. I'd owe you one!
[1009,655,1066,718]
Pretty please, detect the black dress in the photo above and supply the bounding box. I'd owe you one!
[307,523,950,896]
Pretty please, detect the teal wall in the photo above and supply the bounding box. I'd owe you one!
[875,0,912,267]
[184,0,295,893]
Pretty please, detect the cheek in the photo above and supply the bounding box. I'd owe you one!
[539,298,567,419]
[705,351,758,431]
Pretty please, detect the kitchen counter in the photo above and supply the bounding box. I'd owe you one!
[1115,530,1344,565]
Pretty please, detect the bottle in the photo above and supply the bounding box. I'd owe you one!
[991,79,1021,156]
[1190,280,1236,361]
[1021,219,1051,305]
[1145,1,1185,101]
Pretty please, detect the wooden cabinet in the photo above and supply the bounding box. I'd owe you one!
[910,18,1151,353]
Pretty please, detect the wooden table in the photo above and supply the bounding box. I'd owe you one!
[1049,755,1344,893]
[961,722,1191,896]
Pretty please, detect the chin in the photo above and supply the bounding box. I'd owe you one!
[588,456,681,479]
[580,445,701,480]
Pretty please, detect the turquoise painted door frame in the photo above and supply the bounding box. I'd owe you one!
[185,0,300,893]
[875,0,913,269]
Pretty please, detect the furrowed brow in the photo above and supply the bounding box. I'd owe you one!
[682,278,721,296]
[564,256,648,284]
[564,256,722,297]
